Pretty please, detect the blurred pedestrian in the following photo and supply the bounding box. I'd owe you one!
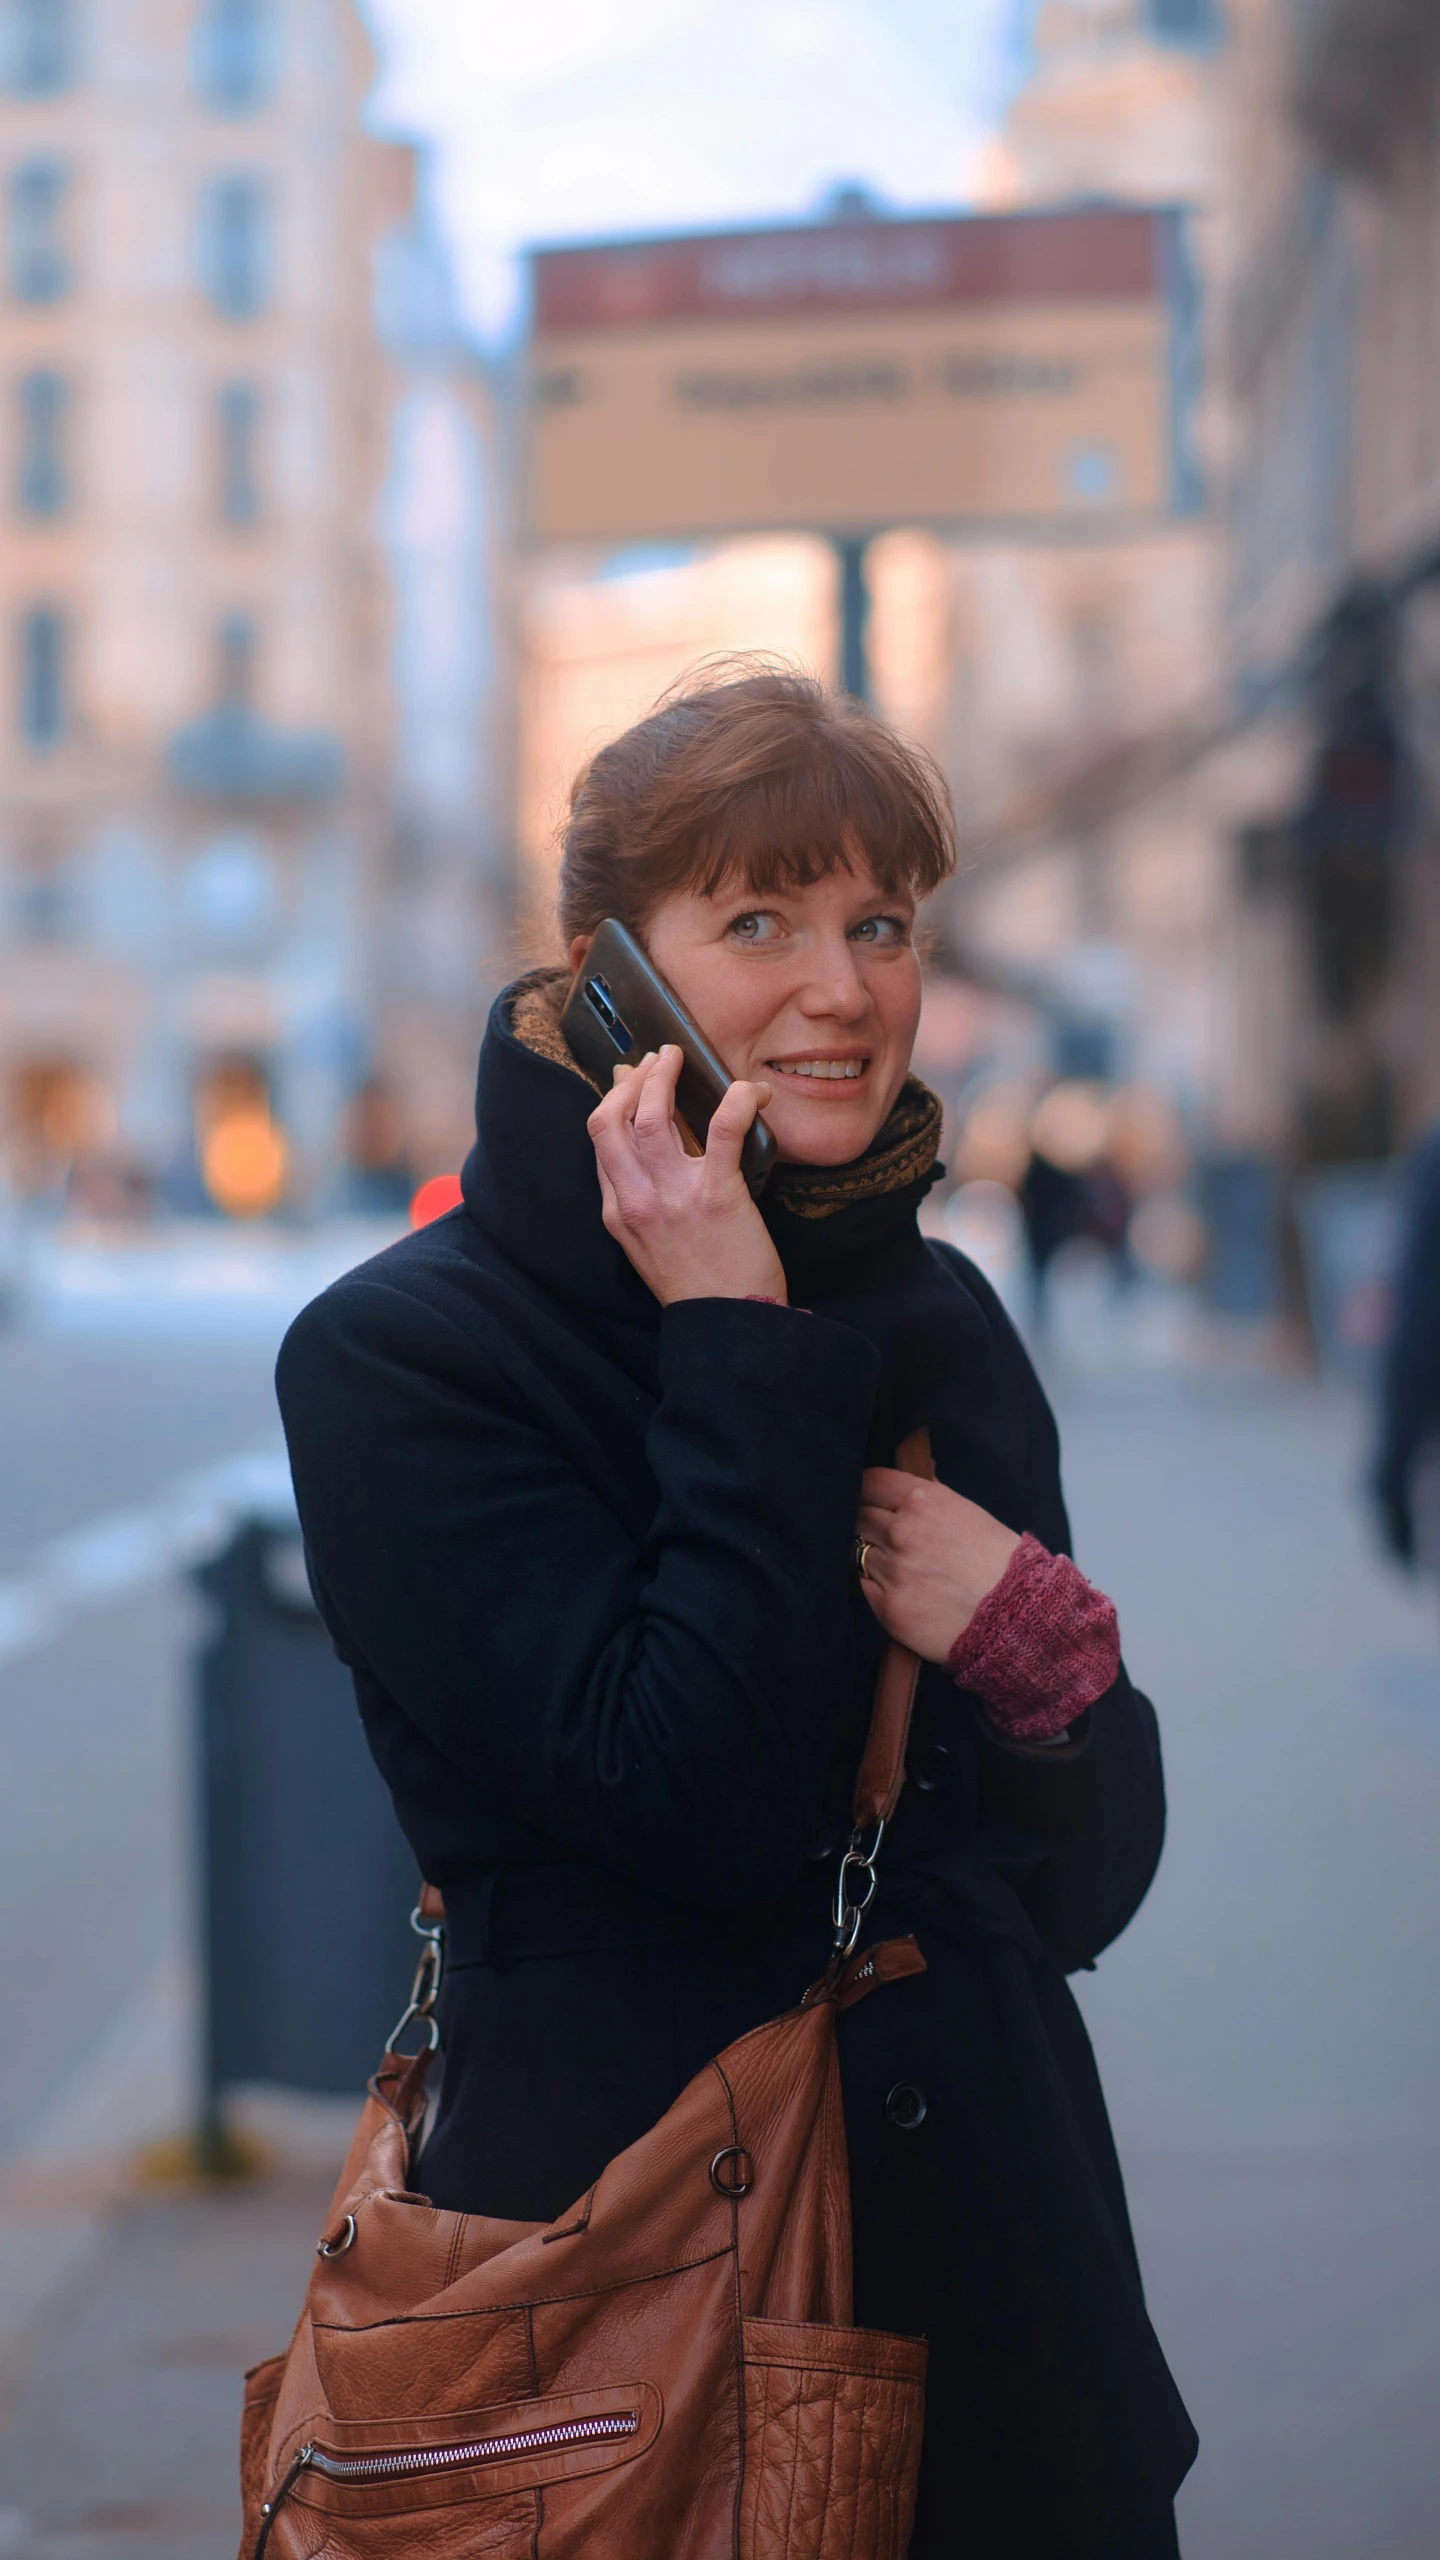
[278,669,1196,2557]
[1020,1078,1127,1327]
[1374,1118,1440,1589]
[1019,1140,1091,1325]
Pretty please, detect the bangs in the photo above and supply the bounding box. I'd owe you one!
[557,662,957,943]
[687,750,942,907]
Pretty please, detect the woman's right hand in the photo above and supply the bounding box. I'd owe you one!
[586,1044,787,1307]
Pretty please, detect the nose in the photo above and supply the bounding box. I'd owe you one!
[796,931,871,1021]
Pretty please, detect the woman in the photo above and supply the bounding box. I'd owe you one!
[278,668,1197,2558]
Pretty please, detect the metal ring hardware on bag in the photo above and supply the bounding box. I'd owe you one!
[316,2212,356,2260]
[709,2146,754,2197]
[832,1817,886,1961]
[384,1901,446,2056]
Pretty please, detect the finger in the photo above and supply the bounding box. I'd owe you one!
[855,1506,895,1546]
[588,1058,659,1201]
[858,1467,915,1513]
[594,1159,623,1230]
[703,1076,773,1175]
[589,1052,656,1144]
[632,1044,686,1153]
[612,1052,657,1124]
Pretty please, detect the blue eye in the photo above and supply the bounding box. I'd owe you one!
[851,914,907,945]
[729,911,783,943]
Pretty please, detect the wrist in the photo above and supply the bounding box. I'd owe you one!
[654,1243,787,1307]
[659,1274,788,1306]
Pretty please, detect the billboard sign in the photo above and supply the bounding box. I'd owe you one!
[526,206,1201,547]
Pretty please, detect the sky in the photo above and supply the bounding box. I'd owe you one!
[361,0,1029,344]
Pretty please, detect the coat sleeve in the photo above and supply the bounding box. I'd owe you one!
[940,1250,1168,1968]
[276,1279,879,1910]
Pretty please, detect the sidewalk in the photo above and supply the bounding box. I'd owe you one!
[0,2158,334,2560]
[0,1964,353,2560]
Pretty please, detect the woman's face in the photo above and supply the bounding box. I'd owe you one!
[572,852,922,1166]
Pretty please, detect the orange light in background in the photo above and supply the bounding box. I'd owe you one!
[1128,1193,1206,1281]
[1107,1084,1188,1194]
[202,1111,288,1218]
[409,1173,463,1229]
[1030,1081,1111,1175]
[954,1082,1033,1191]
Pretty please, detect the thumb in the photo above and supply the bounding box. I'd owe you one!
[704,1078,772,1175]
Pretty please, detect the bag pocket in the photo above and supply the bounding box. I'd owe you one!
[257,2381,661,2554]
[739,2315,927,2560]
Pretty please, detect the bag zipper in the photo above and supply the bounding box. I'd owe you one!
[256,2408,640,2543]
[307,2409,640,2482]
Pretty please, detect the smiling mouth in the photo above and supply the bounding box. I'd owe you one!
[766,1058,870,1082]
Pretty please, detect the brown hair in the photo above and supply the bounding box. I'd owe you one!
[556,660,956,945]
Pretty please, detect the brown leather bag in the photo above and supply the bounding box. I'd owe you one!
[239,1432,936,2560]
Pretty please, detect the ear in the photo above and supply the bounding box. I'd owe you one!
[567,934,591,974]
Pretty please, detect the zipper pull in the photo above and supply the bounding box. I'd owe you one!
[253,2444,313,2559]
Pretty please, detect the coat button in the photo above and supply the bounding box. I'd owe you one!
[912,1742,954,1795]
[886,2081,927,2130]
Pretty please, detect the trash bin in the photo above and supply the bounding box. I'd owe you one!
[194,1509,420,2133]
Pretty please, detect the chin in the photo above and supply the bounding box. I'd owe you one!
[768,1105,890,1167]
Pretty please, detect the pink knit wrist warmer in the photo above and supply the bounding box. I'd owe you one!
[946,1533,1120,1743]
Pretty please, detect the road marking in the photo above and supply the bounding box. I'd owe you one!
[0,1448,295,1673]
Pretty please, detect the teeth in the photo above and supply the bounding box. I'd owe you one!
[770,1060,866,1080]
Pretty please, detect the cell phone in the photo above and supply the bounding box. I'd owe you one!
[560,918,778,1199]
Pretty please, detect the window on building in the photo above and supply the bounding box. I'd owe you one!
[0,0,77,97]
[200,174,271,318]
[217,378,260,523]
[17,369,69,516]
[19,603,65,745]
[194,0,275,111]
[1146,0,1221,41]
[8,159,71,303]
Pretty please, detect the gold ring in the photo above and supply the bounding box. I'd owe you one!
[855,1538,875,1580]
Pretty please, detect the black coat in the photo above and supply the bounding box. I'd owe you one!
[276,983,1198,2559]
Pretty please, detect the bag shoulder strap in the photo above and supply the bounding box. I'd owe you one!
[852,1424,933,1827]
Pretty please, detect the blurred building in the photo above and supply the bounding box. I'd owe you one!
[375,186,506,1180]
[1215,0,1440,1168]
[889,0,1229,1117]
[0,0,494,1215]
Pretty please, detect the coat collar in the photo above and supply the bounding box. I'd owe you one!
[461,975,653,1327]
[460,971,992,1455]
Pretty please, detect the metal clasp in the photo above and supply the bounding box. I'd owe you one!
[831,1817,885,1961]
[384,1902,445,2056]
[316,2211,357,2259]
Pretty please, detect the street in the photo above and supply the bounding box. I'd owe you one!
[0,1300,1437,2558]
